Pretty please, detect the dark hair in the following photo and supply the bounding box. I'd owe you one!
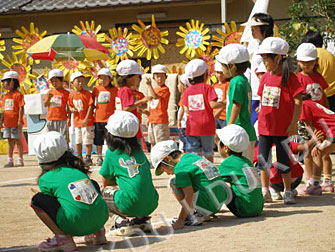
[252,13,274,38]
[235,61,251,75]
[188,71,207,85]
[38,150,90,179]
[153,73,167,78]
[296,61,319,73]
[116,74,141,87]
[53,77,64,82]
[219,141,242,157]
[301,93,312,101]
[263,53,290,87]
[3,78,20,90]
[106,133,140,156]
[302,30,323,47]
[157,150,182,169]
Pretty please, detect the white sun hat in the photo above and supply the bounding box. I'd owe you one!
[216,124,249,153]
[1,71,19,81]
[256,37,289,55]
[98,68,113,79]
[34,131,68,164]
[179,74,190,86]
[152,64,167,74]
[241,16,270,27]
[48,69,64,80]
[70,71,84,82]
[105,111,139,138]
[150,140,178,175]
[216,43,250,65]
[214,61,223,72]
[185,59,208,79]
[116,60,143,76]
[296,43,317,61]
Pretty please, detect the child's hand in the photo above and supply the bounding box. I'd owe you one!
[313,130,324,143]
[17,121,22,129]
[145,77,152,87]
[69,106,78,113]
[67,118,71,127]
[172,219,184,230]
[47,93,54,99]
[81,119,88,127]
[31,188,40,193]
[311,146,321,157]
[255,106,260,113]
[177,121,182,129]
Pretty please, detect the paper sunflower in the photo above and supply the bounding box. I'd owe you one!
[103,27,135,63]
[212,21,244,48]
[136,59,150,74]
[72,20,105,43]
[176,19,211,59]
[85,59,118,87]
[195,45,220,83]
[0,33,5,60]
[132,15,169,60]
[52,60,90,83]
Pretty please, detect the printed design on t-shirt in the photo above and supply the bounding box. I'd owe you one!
[193,159,220,180]
[242,166,261,190]
[261,85,281,109]
[115,97,122,111]
[306,83,323,101]
[68,179,98,205]
[188,94,205,111]
[98,91,111,104]
[50,95,62,108]
[73,99,83,112]
[119,157,140,178]
[316,102,335,115]
[214,88,224,102]
[149,99,159,109]
[4,99,14,111]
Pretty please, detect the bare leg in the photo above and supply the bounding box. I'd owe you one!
[15,139,23,158]
[7,138,15,159]
[33,209,65,235]
[97,145,103,156]
[322,154,332,181]
[261,169,270,188]
[304,151,313,180]
[76,144,82,157]
[86,144,92,156]
[281,172,292,190]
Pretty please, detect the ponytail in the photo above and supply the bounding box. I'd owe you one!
[281,56,290,87]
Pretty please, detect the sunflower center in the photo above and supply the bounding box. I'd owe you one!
[22,34,40,52]
[185,30,203,50]
[61,60,79,70]
[141,26,161,49]
[111,37,129,56]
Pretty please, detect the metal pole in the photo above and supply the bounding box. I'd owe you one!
[221,0,226,24]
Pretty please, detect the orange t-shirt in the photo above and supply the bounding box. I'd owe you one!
[92,85,118,123]
[148,86,170,124]
[68,90,94,128]
[213,81,230,120]
[1,90,25,127]
[44,88,70,121]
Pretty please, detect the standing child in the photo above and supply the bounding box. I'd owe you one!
[256,37,304,204]
[177,74,190,151]
[146,64,171,148]
[216,43,257,162]
[31,131,109,251]
[44,69,70,140]
[68,72,94,166]
[92,68,118,166]
[0,71,25,167]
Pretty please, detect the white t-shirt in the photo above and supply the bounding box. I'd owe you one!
[250,44,263,101]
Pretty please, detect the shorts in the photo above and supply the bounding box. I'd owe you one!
[148,123,170,145]
[94,122,107,146]
[3,127,22,139]
[185,135,215,157]
[215,119,226,129]
[46,120,68,140]
[101,187,128,218]
[75,126,94,145]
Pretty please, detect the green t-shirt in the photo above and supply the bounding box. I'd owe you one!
[219,155,264,217]
[226,74,257,141]
[99,148,159,217]
[174,153,228,216]
[38,167,109,236]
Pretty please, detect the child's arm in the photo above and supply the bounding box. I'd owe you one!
[123,96,152,111]
[17,106,24,128]
[214,106,225,120]
[177,106,185,129]
[227,101,241,124]
[173,185,194,230]
[209,101,225,110]
[43,92,54,107]
[286,94,302,136]
[145,78,160,99]
[323,91,330,108]
[82,104,93,127]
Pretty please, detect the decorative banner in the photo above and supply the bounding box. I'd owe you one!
[176,19,211,59]
[103,27,135,63]
[72,20,105,43]
[212,21,244,48]
[132,15,169,60]
[35,67,49,92]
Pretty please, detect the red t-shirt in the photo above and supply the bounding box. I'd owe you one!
[134,90,145,124]
[148,85,170,124]
[68,90,94,128]
[44,88,70,121]
[92,85,118,123]
[183,83,218,136]
[299,99,335,138]
[212,81,229,120]
[1,90,25,127]
[257,72,304,136]
[296,72,328,106]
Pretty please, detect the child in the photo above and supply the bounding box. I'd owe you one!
[216,124,264,217]
[146,64,171,148]
[213,61,230,129]
[215,43,257,162]
[31,131,109,251]
[256,37,304,204]
[0,71,25,167]
[151,140,228,230]
[68,72,94,165]
[92,68,118,166]
[182,59,224,163]
[44,69,70,140]
[99,111,158,236]
[177,74,189,151]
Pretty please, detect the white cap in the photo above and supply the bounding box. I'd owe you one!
[98,68,113,79]
[34,131,68,164]
[296,43,317,61]
[180,74,190,86]
[185,59,208,79]
[216,124,249,153]
[214,61,223,72]
[70,71,84,82]
[256,62,267,74]
[116,60,143,76]
[1,71,19,81]
[216,43,250,65]
[150,140,178,175]
[48,69,63,80]
[257,37,289,55]
[241,16,270,27]
[152,64,167,74]
[105,111,139,138]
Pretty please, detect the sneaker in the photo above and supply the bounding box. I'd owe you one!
[84,228,107,245]
[283,190,296,204]
[96,157,103,166]
[3,161,14,168]
[109,215,131,236]
[321,182,334,193]
[171,212,204,226]
[262,190,273,203]
[269,187,283,200]
[129,217,152,232]
[292,189,298,197]
[84,156,93,166]
[299,184,322,196]
[38,235,76,252]
[16,159,24,167]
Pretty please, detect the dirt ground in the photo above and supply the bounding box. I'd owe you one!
[0,153,334,252]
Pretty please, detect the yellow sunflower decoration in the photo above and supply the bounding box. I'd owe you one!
[195,44,220,83]
[52,60,90,83]
[176,19,211,59]
[0,33,5,61]
[212,21,244,48]
[136,59,150,74]
[12,22,47,65]
[132,15,169,60]
[72,20,105,43]
[103,27,135,63]
[85,59,118,87]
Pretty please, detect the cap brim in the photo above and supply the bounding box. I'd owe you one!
[241,20,270,26]
[152,71,166,74]
[296,56,317,61]
[215,55,228,65]
[155,167,164,176]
